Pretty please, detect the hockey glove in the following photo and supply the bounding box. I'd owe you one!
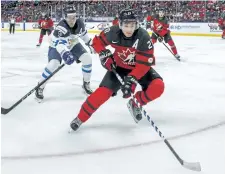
[121,76,137,98]
[61,50,76,65]
[158,36,163,42]
[99,49,115,71]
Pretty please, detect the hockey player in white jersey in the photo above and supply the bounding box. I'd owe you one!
[35,6,94,102]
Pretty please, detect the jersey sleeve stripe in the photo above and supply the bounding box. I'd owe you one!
[99,35,108,46]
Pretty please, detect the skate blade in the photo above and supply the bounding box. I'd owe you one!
[127,102,139,124]
[82,86,92,96]
[35,97,43,103]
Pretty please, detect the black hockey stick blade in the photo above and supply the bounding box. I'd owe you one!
[1,64,65,115]
[1,107,10,115]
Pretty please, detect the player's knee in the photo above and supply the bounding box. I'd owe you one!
[146,78,165,100]
[46,59,60,72]
[79,53,92,65]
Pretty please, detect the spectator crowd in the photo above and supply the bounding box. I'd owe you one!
[1,0,225,23]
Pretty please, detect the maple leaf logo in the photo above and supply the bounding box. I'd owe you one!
[117,49,135,65]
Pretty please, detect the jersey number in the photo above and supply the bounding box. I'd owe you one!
[147,40,153,49]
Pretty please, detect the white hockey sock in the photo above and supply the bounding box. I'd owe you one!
[79,53,92,82]
[39,59,60,88]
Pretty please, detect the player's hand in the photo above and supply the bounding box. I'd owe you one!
[99,49,115,71]
[121,76,137,98]
[156,24,163,31]
[38,25,42,29]
[61,50,76,65]
[85,39,95,54]
[158,36,163,42]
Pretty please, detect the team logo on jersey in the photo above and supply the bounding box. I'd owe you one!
[117,49,135,65]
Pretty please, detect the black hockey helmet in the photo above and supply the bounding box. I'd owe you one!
[63,6,77,27]
[119,9,139,29]
[64,6,76,17]
[158,8,165,18]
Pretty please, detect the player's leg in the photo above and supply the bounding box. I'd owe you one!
[71,43,93,94]
[12,24,15,34]
[36,29,46,47]
[70,69,123,131]
[151,32,158,44]
[9,24,12,34]
[35,48,61,102]
[127,67,164,123]
[164,32,180,58]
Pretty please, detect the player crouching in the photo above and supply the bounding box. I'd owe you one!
[35,6,94,102]
[70,9,165,131]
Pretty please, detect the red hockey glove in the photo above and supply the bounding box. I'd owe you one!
[99,49,116,71]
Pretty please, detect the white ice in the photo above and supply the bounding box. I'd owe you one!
[1,31,225,174]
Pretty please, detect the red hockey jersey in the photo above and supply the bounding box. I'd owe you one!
[147,15,170,36]
[91,26,155,80]
[38,18,54,29]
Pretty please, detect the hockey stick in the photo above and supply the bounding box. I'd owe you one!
[152,31,180,61]
[1,64,65,115]
[112,68,201,172]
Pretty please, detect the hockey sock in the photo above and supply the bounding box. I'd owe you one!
[79,53,92,82]
[168,40,178,55]
[134,78,164,106]
[39,59,60,88]
[39,34,44,44]
[78,87,113,122]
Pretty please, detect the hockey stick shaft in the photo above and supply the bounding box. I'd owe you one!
[152,31,180,61]
[1,64,65,115]
[112,69,201,171]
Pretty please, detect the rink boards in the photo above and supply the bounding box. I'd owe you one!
[1,22,222,37]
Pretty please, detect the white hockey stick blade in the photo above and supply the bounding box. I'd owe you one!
[183,161,201,172]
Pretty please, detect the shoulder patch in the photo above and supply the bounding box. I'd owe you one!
[56,26,67,34]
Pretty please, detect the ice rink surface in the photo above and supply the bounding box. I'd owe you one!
[1,31,225,174]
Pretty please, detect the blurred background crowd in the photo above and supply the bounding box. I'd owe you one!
[1,0,225,23]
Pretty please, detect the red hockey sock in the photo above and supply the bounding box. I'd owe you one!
[168,40,178,55]
[39,34,44,44]
[78,87,113,122]
[134,79,164,106]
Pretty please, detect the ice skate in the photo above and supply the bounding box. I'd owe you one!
[127,99,142,123]
[82,80,93,95]
[35,87,44,103]
[69,117,83,132]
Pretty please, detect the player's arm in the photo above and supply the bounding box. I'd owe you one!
[91,28,111,53]
[78,19,91,44]
[52,24,76,65]
[38,19,42,29]
[162,18,169,29]
[48,19,54,28]
[128,33,155,80]
[52,25,70,54]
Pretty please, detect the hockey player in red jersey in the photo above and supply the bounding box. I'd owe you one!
[70,9,165,131]
[147,9,180,59]
[218,17,225,39]
[36,13,54,47]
